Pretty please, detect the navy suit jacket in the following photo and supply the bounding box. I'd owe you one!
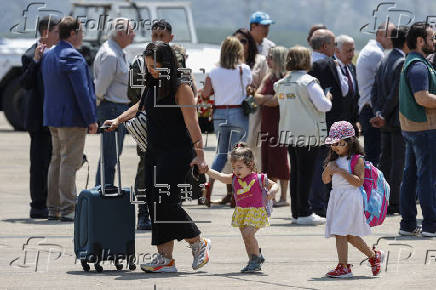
[42,40,96,128]
[371,49,405,131]
[309,58,357,130]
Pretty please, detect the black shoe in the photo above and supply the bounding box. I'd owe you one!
[387,206,399,215]
[30,208,48,219]
[137,216,152,230]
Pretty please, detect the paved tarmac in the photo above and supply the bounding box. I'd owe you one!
[0,113,435,290]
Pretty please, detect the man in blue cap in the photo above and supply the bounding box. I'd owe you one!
[249,11,276,56]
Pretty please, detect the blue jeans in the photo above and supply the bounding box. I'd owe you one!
[400,129,436,233]
[212,108,249,172]
[359,105,381,165]
[95,101,129,186]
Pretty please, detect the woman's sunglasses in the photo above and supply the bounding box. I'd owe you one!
[239,38,248,45]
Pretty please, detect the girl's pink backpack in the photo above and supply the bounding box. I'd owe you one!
[350,155,390,227]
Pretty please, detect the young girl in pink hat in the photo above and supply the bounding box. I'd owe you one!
[322,121,384,278]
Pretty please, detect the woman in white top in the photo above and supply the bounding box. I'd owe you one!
[211,29,269,207]
[270,46,332,225]
[202,36,252,206]
[233,28,268,180]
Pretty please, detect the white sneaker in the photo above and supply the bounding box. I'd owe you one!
[297,213,326,225]
[422,231,436,237]
[191,238,211,270]
[399,226,421,236]
[140,253,177,273]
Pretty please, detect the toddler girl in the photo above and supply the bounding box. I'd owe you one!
[207,142,278,272]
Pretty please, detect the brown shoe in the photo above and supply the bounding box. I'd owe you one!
[230,194,236,208]
[211,194,232,205]
[202,183,211,208]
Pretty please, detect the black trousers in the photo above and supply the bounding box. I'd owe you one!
[29,130,52,209]
[359,105,381,165]
[145,149,201,246]
[379,131,405,210]
[288,146,319,219]
[308,146,330,213]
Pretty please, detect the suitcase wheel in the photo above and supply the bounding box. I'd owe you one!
[81,260,90,272]
[95,263,103,273]
[128,263,136,271]
[115,261,123,271]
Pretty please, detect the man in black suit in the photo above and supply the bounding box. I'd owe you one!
[335,35,360,129]
[370,26,409,214]
[309,30,352,129]
[19,16,59,218]
[307,29,351,217]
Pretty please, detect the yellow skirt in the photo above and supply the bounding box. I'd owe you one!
[231,207,269,228]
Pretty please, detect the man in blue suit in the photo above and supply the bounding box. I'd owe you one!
[42,16,97,222]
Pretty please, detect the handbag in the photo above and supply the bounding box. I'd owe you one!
[124,94,147,152]
[184,164,207,201]
[239,66,257,116]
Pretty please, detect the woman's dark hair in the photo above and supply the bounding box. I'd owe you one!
[324,136,364,168]
[143,41,179,101]
[232,28,257,69]
[307,24,327,46]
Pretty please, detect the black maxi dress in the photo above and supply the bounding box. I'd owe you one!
[143,81,201,245]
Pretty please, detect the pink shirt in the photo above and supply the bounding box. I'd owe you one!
[232,173,265,208]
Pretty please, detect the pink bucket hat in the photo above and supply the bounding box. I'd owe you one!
[325,121,355,145]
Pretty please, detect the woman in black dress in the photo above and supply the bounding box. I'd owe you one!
[105,42,210,273]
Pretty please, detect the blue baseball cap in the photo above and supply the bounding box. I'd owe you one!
[249,11,275,25]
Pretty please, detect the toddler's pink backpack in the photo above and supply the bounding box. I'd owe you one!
[350,155,390,227]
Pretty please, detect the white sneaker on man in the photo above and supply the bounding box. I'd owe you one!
[422,231,436,237]
[191,238,211,270]
[140,253,177,273]
[399,226,421,236]
[297,213,326,225]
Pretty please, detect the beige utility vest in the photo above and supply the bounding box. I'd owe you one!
[274,71,328,147]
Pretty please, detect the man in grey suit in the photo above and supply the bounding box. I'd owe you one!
[370,26,409,214]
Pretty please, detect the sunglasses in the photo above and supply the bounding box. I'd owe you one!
[329,141,346,147]
[239,38,248,45]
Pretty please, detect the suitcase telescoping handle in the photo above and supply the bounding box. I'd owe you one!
[99,124,122,197]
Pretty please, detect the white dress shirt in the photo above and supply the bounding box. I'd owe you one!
[356,39,385,112]
[337,58,356,94]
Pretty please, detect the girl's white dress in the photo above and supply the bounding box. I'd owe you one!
[325,156,371,237]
